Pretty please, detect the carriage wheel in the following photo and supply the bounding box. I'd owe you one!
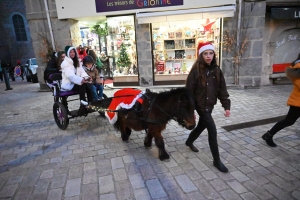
[53,102,69,130]
[98,93,108,117]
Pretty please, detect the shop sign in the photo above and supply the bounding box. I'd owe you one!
[276,34,298,48]
[95,0,183,13]
[271,7,300,20]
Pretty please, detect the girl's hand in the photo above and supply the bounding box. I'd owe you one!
[224,110,230,117]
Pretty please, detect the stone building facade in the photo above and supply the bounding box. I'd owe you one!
[0,0,34,65]
[9,0,299,89]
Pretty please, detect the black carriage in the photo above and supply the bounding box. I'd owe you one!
[46,73,111,130]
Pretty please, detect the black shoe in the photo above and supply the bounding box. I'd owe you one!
[185,142,199,152]
[213,160,228,173]
[262,131,277,147]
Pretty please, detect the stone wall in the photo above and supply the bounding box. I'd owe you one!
[25,0,80,89]
[0,0,34,65]
[135,22,153,87]
[222,1,266,86]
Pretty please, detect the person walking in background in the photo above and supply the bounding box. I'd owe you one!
[262,53,300,147]
[17,60,24,81]
[185,42,231,173]
[100,51,110,76]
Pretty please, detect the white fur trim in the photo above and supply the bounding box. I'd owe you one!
[198,44,214,55]
[105,91,145,124]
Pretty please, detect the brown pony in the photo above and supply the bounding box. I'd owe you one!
[114,88,196,161]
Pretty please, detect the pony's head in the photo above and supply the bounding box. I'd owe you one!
[171,88,196,130]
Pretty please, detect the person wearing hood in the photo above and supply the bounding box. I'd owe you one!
[185,42,231,173]
[262,53,300,147]
[61,46,94,106]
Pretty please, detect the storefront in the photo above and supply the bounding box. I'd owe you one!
[55,0,236,86]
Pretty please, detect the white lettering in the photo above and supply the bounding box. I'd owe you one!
[276,38,285,48]
[288,35,297,41]
[295,11,300,18]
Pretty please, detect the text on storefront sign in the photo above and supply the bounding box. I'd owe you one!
[95,0,183,12]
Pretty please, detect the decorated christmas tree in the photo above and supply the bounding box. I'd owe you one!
[116,43,131,69]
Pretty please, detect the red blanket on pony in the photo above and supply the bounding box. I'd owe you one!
[105,88,144,124]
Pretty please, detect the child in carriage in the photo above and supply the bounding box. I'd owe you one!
[82,56,104,101]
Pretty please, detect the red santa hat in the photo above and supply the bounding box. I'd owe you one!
[197,42,214,56]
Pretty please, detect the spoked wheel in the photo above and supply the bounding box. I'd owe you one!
[53,102,69,130]
[98,93,108,117]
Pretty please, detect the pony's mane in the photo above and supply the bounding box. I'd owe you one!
[155,87,189,99]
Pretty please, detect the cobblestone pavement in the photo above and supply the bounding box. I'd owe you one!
[0,80,299,200]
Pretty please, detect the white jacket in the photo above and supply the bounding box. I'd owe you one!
[61,56,89,91]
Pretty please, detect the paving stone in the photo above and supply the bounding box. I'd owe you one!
[113,168,127,181]
[133,187,151,200]
[40,169,53,179]
[82,183,98,200]
[47,188,62,200]
[84,162,96,171]
[226,179,248,194]
[99,175,114,194]
[240,192,259,200]
[68,164,83,179]
[51,174,67,189]
[129,173,145,189]
[219,189,242,200]
[21,171,40,186]
[116,179,134,199]
[33,179,50,194]
[162,179,179,190]
[230,171,250,182]
[209,178,230,191]
[244,180,273,200]
[263,183,293,200]
[83,170,97,184]
[194,179,221,199]
[111,157,124,170]
[65,178,81,197]
[175,174,198,193]
[100,193,117,200]
[6,175,23,185]
[146,179,167,199]
[188,158,209,172]
[0,184,18,198]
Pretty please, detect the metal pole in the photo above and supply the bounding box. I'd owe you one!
[235,0,242,85]
[43,0,56,51]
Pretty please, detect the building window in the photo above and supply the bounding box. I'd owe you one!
[12,14,27,41]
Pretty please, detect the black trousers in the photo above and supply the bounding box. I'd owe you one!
[186,109,221,162]
[72,83,94,102]
[269,106,300,136]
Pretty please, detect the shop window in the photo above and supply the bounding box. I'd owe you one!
[152,19,221,80]
[106,15,137,77]
[12,14,27,41]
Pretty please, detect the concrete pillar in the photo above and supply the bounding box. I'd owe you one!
[135,22,153,87]
[25,0,81,90]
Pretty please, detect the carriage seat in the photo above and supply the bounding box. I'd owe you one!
[46,73,79,97]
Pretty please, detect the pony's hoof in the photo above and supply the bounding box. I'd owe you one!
[159,154,170,161]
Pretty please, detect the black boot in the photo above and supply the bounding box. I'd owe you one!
[262,131,277,147]
[185,141,199,152]
[213,160,228,173]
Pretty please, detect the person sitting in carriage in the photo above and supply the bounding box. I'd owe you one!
[82,56,104,101]
[61,46,94,114]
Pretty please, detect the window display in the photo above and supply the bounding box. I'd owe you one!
[106,15,137,77]
[152,19,221,79]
